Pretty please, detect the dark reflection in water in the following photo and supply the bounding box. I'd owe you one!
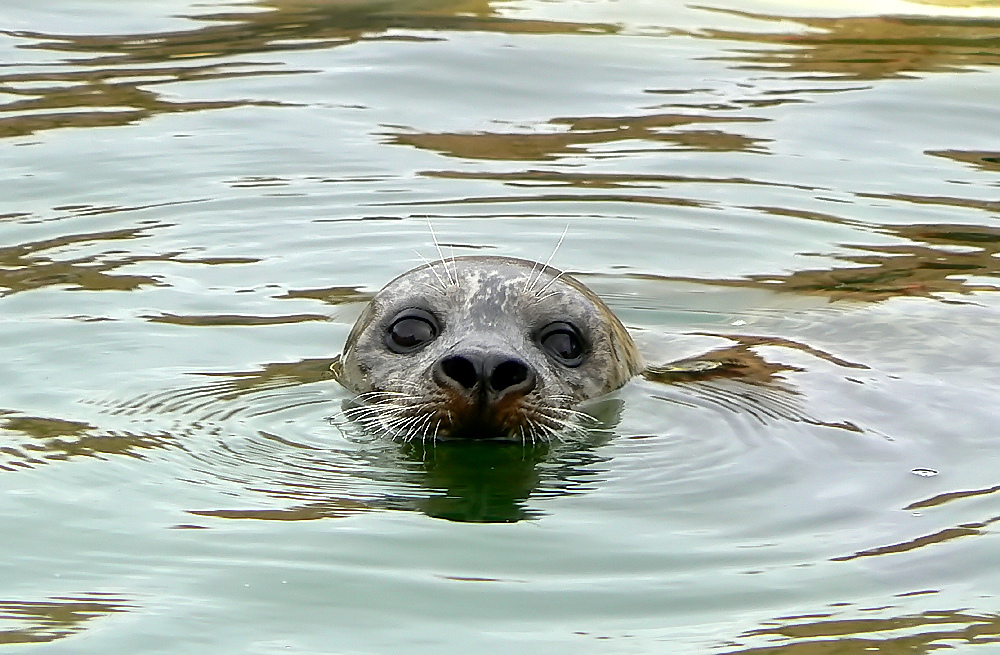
[724,605,1000,654]
[619,221,1000,302]
[404,442,552,522]
[399,439,609,522]
[692,8,1000,79]
[0,227,162,297]
[906,482,1000,510]
[187,435,610,524]
[277,285,372,305]
[831,514,1000,562]
[1,0,615,139]
[0,594,132,645]
[423,170,815,191]
[82,356,608,523]
[144,312,331,326]
[0,411,173,470]
[929,149,1000,174]
[858,192,1000,217]
[107,357,338,412]
[644,336,866,432]
[744,221,1000,301]
[650,333,866,386]
[0,222,257,298]
[389,112,770,161]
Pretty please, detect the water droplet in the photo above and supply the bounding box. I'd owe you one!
[911,467,938,477]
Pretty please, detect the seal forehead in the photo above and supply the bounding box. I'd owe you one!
[452,264,534,322]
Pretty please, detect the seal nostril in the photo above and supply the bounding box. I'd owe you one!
[440,355,479,390]
[436,352,537,400]
[490,360,530,393]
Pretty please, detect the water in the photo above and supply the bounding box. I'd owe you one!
[3,0,1000,651]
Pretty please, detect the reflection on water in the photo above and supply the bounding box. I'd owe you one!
[85,362,610,523]
[191,438,609,524]
[103,357,338,413]
[389,111,770,161]
[0,594,131,645]
[907,482,1000,510]
[929,148,1000,173]
[181,427,610,524]
[739,222,1000,301]
[145,311,330,326]
[3,0,1000,651]
[616,221,1000,302]
[693,8,1000,79]
[1,0,614,139]
[831,513,1000,562]
[725,607,1000,653]
[0,222,258,297]
[0,411,173,469]
[0,227,162,296]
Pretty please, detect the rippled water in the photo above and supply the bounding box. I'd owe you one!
[3,0,1000,651]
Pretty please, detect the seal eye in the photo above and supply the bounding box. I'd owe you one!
[538,322,585,367]
[385,309,439,354]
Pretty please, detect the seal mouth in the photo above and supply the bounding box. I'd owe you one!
[440,419,519,441]
[345,386,586,444]
[438,393,529,441]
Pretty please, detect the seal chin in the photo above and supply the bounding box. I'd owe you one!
[438,416,522,441]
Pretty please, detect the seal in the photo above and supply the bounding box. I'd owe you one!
[337,255,641,442]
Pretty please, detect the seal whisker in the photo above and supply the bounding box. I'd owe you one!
[551,405,599,426]
[534,287,568,304]
[531,420,544,446]
[418,281,448,296]
[384,410,432,442]
[352,391,415,403]
[346,399,415,420]
[426,219,457,288]
[412,249,449,293]
[533,417,561,443]
[525,224,569,295]
[523,263,540,294]
[380,414,406,440]
[534,269,569,299]
[398,410,429,443]
[417,411,437,445]
[449,243,459,292]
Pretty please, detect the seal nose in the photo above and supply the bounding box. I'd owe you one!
[435,351,537,402]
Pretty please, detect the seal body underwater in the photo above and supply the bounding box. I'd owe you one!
[337,256,642,442]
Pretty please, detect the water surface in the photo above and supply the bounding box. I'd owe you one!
[3,0,1000,652]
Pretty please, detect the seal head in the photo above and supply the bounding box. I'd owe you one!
[339,256,641,442]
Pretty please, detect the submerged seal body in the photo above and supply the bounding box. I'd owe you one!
[338,256,641,442]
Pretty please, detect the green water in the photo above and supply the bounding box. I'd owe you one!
[3,0,1000,652]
